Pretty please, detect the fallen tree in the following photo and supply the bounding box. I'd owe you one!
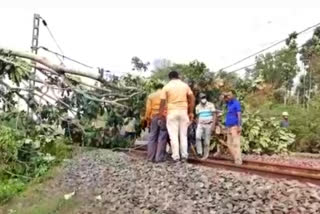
[0,46,154,147]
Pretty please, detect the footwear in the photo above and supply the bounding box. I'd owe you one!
[154,159,165,163]
[181,158,188,163]
[235,160,243,165]
[169,158,179,163]
[213,152,221,157]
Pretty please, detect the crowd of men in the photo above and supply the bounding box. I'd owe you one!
[143,70,243,165]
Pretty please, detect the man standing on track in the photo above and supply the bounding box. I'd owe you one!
[224,91,242,165]
[144,83,168,163]
[195,93,216,159]
[159,71,195,162]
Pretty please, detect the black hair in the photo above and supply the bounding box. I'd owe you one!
[154,82,164,90]
[168,71,179,80]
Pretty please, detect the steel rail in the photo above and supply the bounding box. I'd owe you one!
[128,149,320,185]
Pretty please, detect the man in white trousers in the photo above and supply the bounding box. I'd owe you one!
[159,71,195,162]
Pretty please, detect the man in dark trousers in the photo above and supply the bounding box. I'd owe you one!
[144,83,168,163]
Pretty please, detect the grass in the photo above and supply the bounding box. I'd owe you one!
[10,196,78,214]
[0,166,79,214]
[0,146,83,214]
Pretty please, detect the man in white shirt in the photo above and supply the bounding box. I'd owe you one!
[195,93,216,159]
[159,71,195,162]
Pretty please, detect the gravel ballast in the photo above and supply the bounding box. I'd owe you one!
[60,150,320,214]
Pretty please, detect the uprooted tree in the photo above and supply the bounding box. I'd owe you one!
[0,47,162,148]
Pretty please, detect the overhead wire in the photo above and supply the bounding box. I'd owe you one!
[38,46,94,69]
[219,21,320,72]
[38,16,112,75]
[40,17,94,69]
[227,44,303,73]
[41,18,65,56]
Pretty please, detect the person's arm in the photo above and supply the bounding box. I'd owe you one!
[144,97,152,121]
[195,105,199,116]
[237,112,242,126]
[212,104,217,131]
[236,102,242,133]
[187,88,195,121]
[159,99,166,117]
[159,89,167,118]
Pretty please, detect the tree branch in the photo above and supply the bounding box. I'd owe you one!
[0,46,101,81]
[0,47,140,92]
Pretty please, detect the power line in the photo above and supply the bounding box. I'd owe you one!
[227,44,304,73]
[41,18,65,56]
[38,46,94,69]
[38,17,94,69]
[219,21,320,71]
[227,63,256,73]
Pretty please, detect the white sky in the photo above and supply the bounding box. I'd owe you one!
[1,0,320,77]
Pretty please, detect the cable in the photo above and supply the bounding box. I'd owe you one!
[41,18,65,56]
[226,63,256,73]
[227,44,303,73]
[38,46,94,69]
[219,21,320,71]
[39,16,105,72]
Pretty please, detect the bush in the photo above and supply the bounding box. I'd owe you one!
[0,126,23,179]
[0,179,25,203]
[250,100,320,153]
[241,112,295,154]
[0,125,72,203]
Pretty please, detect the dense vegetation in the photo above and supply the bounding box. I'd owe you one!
[0,27,320,203]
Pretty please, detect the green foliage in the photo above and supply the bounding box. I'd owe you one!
[250,99,320,153]
[0,179,25,203]
[0,126,23,167]
[131,56,150,72]
[241,113,295,154]
[151,60,210,83]
[41,138,72,160]
[253,46,299,90]
[0,124,71,203]
[300,26,320,63]
[0,55,31,86]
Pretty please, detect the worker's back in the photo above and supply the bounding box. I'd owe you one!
[148,89,162,116]
[161,79,192,112]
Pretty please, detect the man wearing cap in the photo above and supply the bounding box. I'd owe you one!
[195,93,216,159]
[224,91,242,165]
[159,71,195,162]
[280,112,289,128]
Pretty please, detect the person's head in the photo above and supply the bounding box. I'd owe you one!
[282,112,289,120]
[154,82,164,90]
[168,71,179,80]
[127,110,134,117]
[199,93,207,104]
[223,91,234,102]
[219,94,225,101]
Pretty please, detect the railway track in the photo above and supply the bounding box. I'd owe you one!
[128,147,320,185]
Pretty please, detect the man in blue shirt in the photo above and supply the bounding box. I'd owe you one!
[224,91,242,165]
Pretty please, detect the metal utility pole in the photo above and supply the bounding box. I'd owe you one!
[28,13,41,117]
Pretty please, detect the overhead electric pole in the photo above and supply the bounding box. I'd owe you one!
[28,13,41,117]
